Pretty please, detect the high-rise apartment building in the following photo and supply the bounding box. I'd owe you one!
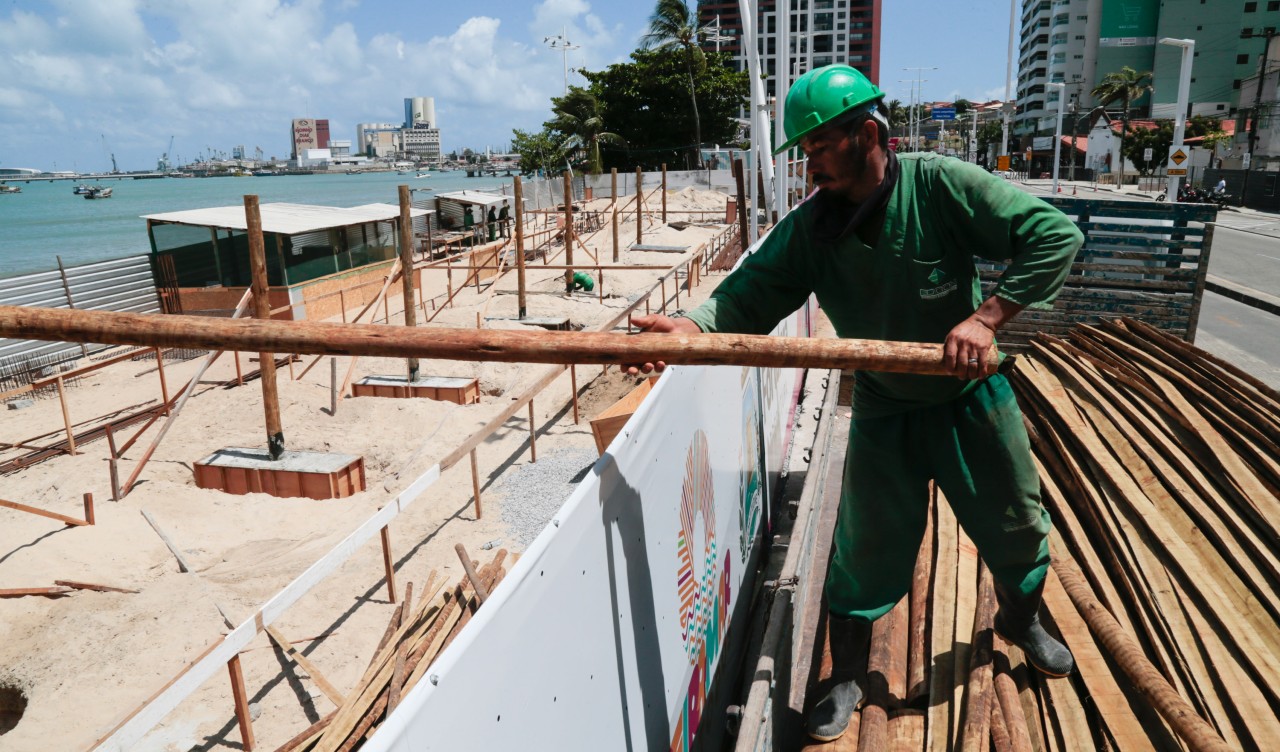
[402,96,441,163]
[1016,0,1280,138]
[291,119,331,159]
[698,0,882,100]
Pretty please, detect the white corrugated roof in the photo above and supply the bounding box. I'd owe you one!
[434,191,510,207]
[142,202,432,235]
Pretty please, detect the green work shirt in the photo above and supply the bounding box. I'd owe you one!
[683,153,1083,418]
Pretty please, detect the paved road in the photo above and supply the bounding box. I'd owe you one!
[1011,179,1280,388]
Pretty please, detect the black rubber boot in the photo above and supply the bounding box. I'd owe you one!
[806,614,872,742]
[993,580,1075,677]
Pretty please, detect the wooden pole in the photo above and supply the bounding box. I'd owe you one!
[514,177,527,319]
[83,492,95,525]
[380,526,397,603]
[245,195,284,460]
[563,172,575,294]
[0,305,999,376]
[454,543,490,603]
[227,655,256,751]
[470,449,482,519]
[734,159,750,249]
[234,350,243,386]
[398,185,420,382]
[611,168,620,263]
[0,498,89,527]
[527,399,537,462]
[330,358,338,415]
[570,365,579,424]
[106,425,121,501]
[636,167,643,245]
[661,163,667,224]
[154,347,170,415]
[339,289,347,323]
[55,375,76,455]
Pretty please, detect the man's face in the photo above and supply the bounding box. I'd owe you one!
[799,117,872,199]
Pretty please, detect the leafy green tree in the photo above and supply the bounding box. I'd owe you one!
[580,48,748,171]
[977,120,1005,161]
[547,88,626,175]
[1091,66,1153,184]
[510,128,568,176]
[1121,122,1171,175]
[640,0,707,167]
[954,98,973,116]
[884,99,907,135]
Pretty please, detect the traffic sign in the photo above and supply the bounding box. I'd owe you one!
[1167,146,1189,176]
[931,107,956,121]
[1143,147,1153,162]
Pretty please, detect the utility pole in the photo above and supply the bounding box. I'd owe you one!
[903,68,937,150]
[1160,38,1195,202]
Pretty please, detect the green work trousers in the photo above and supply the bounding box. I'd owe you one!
[826,373,1051,622]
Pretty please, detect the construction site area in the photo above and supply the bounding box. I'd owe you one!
[0,171,1278,752]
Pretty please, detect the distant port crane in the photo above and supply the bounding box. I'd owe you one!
[101,134,118,173]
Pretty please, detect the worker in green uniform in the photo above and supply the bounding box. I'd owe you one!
[628,65,1082,743]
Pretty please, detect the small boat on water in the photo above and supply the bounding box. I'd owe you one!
[415,171,431,179]
[0,185,21,194]
[84,186,113,199]
[73,184,94,194]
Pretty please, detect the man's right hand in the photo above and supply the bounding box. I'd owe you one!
[625,314,703,375]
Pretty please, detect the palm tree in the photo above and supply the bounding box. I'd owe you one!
[549,88,626,175]
[641,0,705,168]
[885,99,908,136]
[1091,66,1153,186]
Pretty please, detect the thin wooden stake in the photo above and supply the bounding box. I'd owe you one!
[611,168,619,263]
[470,449,482,519]
[398,185,420,382]
[234,350,243,385]
[527,399,537,462]
[379,525,397,604]
[154,347,170,415]
[265,625,346,707]
[515,177,527,318]
[563,172,575,293]
[106,424,121,501]
[227,655,256,751]
[0,498,89,527]
[339,289,347,322]
[55,375,76,455]
[570,365,579,424]
[661,163,667,223]
[83,492,95,525]
[330,357,338,415]
[636,167,644,244]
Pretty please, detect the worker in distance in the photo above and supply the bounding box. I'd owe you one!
[628,64,1082,742]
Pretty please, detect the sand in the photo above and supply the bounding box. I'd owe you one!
[0,188,732,751]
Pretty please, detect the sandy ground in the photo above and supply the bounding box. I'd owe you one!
[0,188,732,751]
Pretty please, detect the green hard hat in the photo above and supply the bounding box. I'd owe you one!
[774,64,885,154]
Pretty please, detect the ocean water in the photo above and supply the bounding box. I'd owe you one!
[0,170,512,278]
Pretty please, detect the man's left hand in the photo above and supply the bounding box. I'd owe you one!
[943,315,997,380]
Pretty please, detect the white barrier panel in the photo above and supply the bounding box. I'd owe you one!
[367,308,810,752]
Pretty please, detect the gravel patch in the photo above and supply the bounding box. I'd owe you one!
[495,447,599,547]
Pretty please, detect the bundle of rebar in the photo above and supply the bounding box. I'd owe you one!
[276,549,510,752]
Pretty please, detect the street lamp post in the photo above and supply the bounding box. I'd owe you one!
[1159,37,1196,202]
[1047,82,1065,193]
[903,67,937,151]
[543,28,580,95]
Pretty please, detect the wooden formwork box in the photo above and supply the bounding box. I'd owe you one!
[981,197,1217,352]
[591,376,659,456]
[194,448,366,500]
[351,376,480,404]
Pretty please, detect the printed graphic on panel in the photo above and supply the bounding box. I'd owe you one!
[738,369,763,562]
[672,429,733,752]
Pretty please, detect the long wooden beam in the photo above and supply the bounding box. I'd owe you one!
[0,305,995,376]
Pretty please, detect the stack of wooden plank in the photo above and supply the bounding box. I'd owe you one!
[1013,317,1280,750]
[277,549,509,752]
[801,317,1279,750]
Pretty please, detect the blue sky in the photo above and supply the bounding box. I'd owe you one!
[0,0,1012,173]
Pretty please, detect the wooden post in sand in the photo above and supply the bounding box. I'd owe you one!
[636,167,644,245]
[245,195,284,460]
[514,177,527,319]
[380,525,397,603]
[55,375,76,455]
[398,185,420,382]
[227,655,256,750]
[734,159,749,251]
[611,168,619,263]
[563,172,575,294]
[661,163,668,224]
[154,347,170,415]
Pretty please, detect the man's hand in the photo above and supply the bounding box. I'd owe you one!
[625,313,703,375]
[944,295,1023,380]
[943,315,997,381]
